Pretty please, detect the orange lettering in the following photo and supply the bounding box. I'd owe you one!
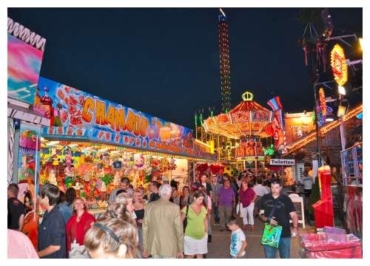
[95,100,106,125]
[126,110,138,133]
[105,105,115,130]
[82,97,94,123]
[115,108,125,131]
[138,116,149,137]
[155,120,162,137]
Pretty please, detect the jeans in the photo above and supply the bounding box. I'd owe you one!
[138,227,143,253]
[207,213,212,235]
[219,206,233,230]
[212,202,220,223]
[263,237,291,258]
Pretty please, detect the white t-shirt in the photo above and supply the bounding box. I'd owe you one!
[230,228,246,257]
[303,176,313,190]
[253,184,267,197]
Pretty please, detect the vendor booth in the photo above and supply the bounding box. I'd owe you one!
[32,76,216,204]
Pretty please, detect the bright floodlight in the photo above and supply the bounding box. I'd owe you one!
[338,85,346,96]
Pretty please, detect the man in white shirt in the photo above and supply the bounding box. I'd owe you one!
[302,171,313,197]
[253,179,268,217]
[109,177,133,203]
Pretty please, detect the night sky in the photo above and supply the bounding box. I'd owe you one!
[7,8,362,130]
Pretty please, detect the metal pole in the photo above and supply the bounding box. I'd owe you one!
[339,117,346,151]
[338,95,347,151]
[313,82,322,167]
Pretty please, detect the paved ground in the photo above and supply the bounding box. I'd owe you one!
[206,215,316,258]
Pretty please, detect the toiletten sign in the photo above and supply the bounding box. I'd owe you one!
[269,159,295,166]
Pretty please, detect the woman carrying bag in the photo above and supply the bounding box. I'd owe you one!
[181,191,208,258]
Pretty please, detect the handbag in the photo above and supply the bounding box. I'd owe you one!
[236,202,243,218]
[261,201,282,248]
[183,205,189,232]
[236,202,240,214]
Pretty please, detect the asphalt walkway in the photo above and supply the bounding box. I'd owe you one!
[206,214,316,258]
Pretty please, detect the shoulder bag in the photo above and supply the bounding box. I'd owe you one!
[261,201,282,248]
[183,205,189,232]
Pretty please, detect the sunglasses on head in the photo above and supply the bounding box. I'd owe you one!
[93,223,120,243]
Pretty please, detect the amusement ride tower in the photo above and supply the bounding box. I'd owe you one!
[195,8,233,161]
[218,9,232,113]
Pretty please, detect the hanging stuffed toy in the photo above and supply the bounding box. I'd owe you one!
[133,154,145,170]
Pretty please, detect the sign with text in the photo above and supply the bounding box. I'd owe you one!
[37,77,216,160]
[269,159,295,166]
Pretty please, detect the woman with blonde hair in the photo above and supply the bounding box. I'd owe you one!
[133,189,145,253]
[84,218,140,258]
[66,197,96,254]
[104,192,136,225]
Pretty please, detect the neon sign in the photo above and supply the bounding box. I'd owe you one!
[318,88,327,116]
[330,44,348,86]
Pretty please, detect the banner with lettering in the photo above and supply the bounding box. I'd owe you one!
[37,77,216,160]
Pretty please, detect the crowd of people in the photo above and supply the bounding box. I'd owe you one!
[8,170,299,259]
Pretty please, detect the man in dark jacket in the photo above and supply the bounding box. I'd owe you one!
[37,183,67,258]
[8,183,25,231]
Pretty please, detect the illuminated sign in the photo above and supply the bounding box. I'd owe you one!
[284,112,315,144]
[270,159,295,166]
[330,44,348,86]
[8,17,46,52]
[318,88,327,116]
[36,77,216,160]
[8,34,44,104]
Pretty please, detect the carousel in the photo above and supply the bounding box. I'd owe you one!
[201,91,286,172]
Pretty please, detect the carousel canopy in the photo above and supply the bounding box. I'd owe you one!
[203,91,274,139]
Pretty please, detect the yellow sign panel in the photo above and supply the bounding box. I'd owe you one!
[330,44,348,86]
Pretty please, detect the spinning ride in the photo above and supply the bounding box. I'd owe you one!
[202,91,274,140]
